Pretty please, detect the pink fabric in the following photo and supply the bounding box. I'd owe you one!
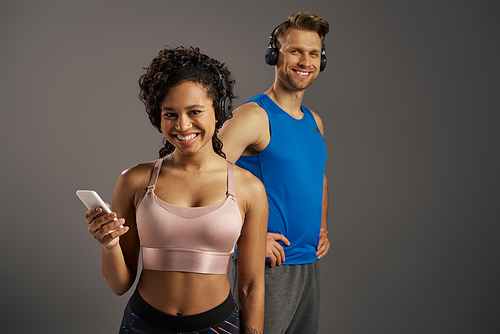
[136,159,242,274]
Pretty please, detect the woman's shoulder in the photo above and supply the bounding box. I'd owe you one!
[117,159,158,188]
[233,163,266,198]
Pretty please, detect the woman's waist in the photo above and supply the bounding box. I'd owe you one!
[137,269,230,316]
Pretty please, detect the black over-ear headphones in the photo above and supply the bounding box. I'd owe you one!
[205,59,232,121]
[265,25,327,72]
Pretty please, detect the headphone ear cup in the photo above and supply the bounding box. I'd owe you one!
[265,45,278,66]
[320,43,327,72]
[265,26,280,66]
[220,96,232,121]
[205,59,232,122]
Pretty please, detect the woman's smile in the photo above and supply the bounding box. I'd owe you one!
[173,133,199,146]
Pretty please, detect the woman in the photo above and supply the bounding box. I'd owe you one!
[85,46,267,334]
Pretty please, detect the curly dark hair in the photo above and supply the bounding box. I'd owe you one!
[139,46,236,158]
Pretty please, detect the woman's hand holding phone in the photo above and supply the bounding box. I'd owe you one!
[77,190,129,247]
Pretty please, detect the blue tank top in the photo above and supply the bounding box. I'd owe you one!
[236,94,327,265]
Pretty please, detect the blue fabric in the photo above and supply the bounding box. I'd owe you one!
[236,94,327,265]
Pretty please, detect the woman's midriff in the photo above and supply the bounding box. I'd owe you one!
[136,269,231,316]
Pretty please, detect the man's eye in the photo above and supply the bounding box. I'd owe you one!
[190,110,201,115]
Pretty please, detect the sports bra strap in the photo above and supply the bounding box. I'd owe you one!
[147,158,164,190]
[226,161,235,197]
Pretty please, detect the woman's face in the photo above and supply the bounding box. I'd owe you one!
[160,81,217,156]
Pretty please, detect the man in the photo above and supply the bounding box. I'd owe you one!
[220,12,330,334]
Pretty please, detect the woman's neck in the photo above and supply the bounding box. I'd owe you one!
[167,149,223,171]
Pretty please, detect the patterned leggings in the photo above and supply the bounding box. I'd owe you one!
[120,289,239,334]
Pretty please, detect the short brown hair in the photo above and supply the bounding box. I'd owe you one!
[274,12,329,47]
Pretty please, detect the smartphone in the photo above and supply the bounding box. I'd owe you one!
[76,190,123,228]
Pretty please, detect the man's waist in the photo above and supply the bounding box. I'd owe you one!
[266,244,318,265]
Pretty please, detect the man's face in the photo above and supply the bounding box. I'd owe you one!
[276,28,322,91]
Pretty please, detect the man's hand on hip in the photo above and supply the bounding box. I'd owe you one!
[317,228,330,259]
[267,232,290,267]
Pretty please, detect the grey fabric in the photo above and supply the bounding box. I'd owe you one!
[263,260,320,334]
[229,255,320,334]
[228,252,239,304]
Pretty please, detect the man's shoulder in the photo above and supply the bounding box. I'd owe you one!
[231,99,268,123]
[218,96,271,161]
[303,107,324,135]
[301,104,318,117]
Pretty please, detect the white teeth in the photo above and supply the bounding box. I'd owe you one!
[176,134,197,141]
[296,71,309,76]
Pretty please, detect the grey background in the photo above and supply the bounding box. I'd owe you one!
[1,0,499,333]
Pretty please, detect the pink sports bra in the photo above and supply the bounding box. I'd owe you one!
[136,158,242,275]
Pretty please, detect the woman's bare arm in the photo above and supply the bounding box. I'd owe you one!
[236,170,268,334]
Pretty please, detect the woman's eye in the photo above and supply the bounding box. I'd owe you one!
[163,112,176,118]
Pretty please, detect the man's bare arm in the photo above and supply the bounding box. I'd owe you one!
[219,102,270,163]
[310,110,330,259]
[317,174,330,259]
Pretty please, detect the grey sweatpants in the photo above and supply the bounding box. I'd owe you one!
[229,255,320,334]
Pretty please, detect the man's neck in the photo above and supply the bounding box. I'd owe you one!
[264,81,306,119]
